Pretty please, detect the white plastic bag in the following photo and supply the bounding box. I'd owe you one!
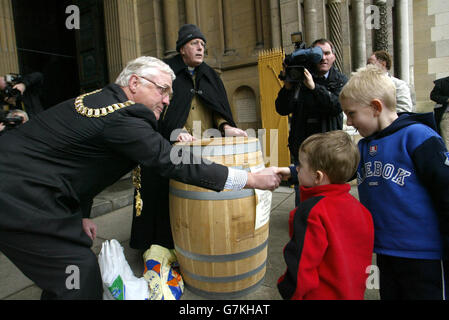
[143,245,184,300]
[98,239,149,300]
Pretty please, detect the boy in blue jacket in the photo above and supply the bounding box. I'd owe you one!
[339,65,449,299]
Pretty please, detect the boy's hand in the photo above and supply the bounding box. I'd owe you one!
[277,167,292,180]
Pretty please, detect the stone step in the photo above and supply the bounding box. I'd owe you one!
[91,172,134,218]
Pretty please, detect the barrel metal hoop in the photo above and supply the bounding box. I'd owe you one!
[174,238,268,263]
[181,260,266,283]
[170,186,255,200]
[189,141,261,157]
[184,276,265,299]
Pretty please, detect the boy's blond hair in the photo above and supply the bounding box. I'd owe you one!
[299,130,359,184]
[339,64,396,111]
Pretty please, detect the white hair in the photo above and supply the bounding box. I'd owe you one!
[115,56,175,86]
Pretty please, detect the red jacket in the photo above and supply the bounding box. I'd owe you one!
[277,184,374,300]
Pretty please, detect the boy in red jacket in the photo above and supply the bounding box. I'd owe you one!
[277,130,374,300]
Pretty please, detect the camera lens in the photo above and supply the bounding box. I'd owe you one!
[286,66,304,82]
[289,69,302,81]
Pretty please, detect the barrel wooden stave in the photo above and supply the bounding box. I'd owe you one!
[182,268,266,294]
[176,246,267,278]
[169,137,268,297]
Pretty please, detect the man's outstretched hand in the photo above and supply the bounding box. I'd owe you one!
[245,167,283,191]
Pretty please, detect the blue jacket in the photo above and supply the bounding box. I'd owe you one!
[357,113,449,260]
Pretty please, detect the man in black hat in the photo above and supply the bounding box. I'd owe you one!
[130,24,247,251]
[165,23,246,139]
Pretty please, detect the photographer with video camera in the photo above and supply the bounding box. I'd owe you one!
[275,35,348,206]
[0,72,44,119]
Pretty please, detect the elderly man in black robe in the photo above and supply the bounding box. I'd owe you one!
[130,24,248,251]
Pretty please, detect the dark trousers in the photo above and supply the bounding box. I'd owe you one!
[0,230,102,299]
[377,254,448,300]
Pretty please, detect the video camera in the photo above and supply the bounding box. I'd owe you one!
[0,116,23,129]
[278,32,323,83]
[1,73,23,101]
[0,110,23,130]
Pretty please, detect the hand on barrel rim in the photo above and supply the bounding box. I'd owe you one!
[176,131,196,142]
[222,124,248,137]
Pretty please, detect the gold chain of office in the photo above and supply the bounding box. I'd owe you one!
[74,88,143,216]
[74,89,135,117]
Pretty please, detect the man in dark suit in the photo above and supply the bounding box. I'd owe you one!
[0,56,281,299]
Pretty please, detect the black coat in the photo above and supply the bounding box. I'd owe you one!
[159,54,236,140]
[275,67,347,163]
[0,84,228,247]
[430,76,449,134]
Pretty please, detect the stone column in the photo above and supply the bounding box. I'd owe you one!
[396,0,409,83]
[303,0,318,45]
[270,0,282,48]
[162,0,179,56]
[222,0,234,54]
[185,0,197,25]
[104,0,141,82]
[374,0,388,52]
[351,0,367,70]
[254,0,264,49]
[328,0,343,72]
[0,0,19,75]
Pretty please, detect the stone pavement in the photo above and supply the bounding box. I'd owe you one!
[0,178,380,300]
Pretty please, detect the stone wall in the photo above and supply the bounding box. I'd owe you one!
[2,0,449,118]
[415,0,449,112]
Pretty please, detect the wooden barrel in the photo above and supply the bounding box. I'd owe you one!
[169,137,269,298]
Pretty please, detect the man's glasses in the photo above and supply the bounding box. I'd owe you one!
[138,76,173,100]
[190,39,205,48]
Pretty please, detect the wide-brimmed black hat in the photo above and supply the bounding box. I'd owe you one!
[176,24,206,52]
